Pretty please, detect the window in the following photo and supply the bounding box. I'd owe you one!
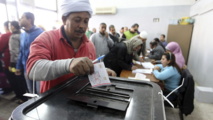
[35,0,57,11]
[0,3,8,33]
[34,8,58,30]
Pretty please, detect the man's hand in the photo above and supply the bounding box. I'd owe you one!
[151,60,156,64]
[105,32,108,38]
[131,65,138,70]
[153,66,160,71]
[15,69,21,76]
[106,68,116,77]
[69,57,94,76]
[139,58,144,62]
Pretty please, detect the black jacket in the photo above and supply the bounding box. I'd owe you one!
[178,68,194,115]
[104,42,133,76]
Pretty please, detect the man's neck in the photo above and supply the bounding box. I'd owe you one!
[161,39,165,42]
[24,24,33,31]
[70,38,82,49]
[99,32,105,36]
[5,30,10,33]
[111,32,116,36]
[130,30,135,34]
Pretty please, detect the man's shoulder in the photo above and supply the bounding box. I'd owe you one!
[38,29,60,40]
[90,33,99,40]
[92,33,99,37]
[124,31,129,34]
[0,32,11,38]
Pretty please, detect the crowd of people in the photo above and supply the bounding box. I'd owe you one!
[0,0,186,105]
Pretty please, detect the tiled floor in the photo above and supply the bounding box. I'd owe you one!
[0,92,19,120]
[0,92,213,120]
[165,100,213,120]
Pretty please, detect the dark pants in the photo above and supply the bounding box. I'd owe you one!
[4,69,28,101]
[163,89,178,101]
[163,89,178,107]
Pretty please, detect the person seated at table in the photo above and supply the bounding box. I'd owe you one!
[153,52,181,99]
[166,42,185,69]
[148,40,165,60]
[153,38,165,51]
[104,38,143,76]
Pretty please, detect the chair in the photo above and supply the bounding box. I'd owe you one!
[159,68,194,120]
[177,69,194,117]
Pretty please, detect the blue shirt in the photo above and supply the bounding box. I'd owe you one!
[161,41,168,47]
[16,26,43,72]
[153,64,181,91]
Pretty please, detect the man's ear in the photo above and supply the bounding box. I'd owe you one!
[62,16,67,25]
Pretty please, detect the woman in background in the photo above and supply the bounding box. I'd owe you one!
[9,21,28,103]
[153,52,181,100]
[166,42,185,69]
[104,37,143,76]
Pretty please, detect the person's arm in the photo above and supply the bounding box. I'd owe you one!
[106,35,114,47]
[133,51,141,61]
[117,33,120,38]
[0,35,8,54]
[148,49,161,60]
[122,34,126,39]
[16,37,23,70]
[29,59,72,80]
[141,42,146,57]
[153,66,176,80]
[90,34,95,45]
[27,32,95,80]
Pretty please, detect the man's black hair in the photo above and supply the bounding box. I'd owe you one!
[4,21,10,30]
[100,23,106,26]
[131,23,139,28]
[109,25,115,30]
[23,12,35,25]
[161,34,165,38]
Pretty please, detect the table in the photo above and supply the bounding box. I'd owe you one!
[120,63,164,90]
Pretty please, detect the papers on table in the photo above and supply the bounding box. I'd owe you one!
[142,62,154,69]
[128,73,150,82]
[147,50,151,53]
[135,61,154,69]
[88,62,111,87]
[132,68,153,74]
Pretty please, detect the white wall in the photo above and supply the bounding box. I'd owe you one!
[188,0,213,87]
[89,6,191,48]
[90,0,195,8]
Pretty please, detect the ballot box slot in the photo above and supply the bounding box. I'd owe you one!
[68,84,133,111]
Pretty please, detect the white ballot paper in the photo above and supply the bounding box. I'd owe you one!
[88,62,111,87]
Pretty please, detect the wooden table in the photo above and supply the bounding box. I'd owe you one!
[120,69,160,83]
[120,63,164,89]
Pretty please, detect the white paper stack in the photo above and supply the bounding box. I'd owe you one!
[141,62,154,69]
[132,69,152,74]
[135,61,154,69]
[128,73,150,81]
